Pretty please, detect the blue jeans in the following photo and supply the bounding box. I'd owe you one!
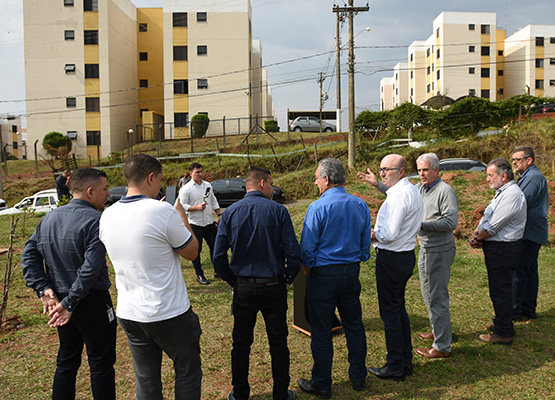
[191,223,217,276]
[231,280,290,400]
[375,250,415,371]
[53,290,116,400]
[307,263,367,392]
[512,239,541,315]
[118,308,203,400]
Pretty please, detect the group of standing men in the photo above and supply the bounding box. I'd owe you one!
[20,144,548,399]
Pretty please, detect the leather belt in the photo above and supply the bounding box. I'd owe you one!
[236,276,281,284]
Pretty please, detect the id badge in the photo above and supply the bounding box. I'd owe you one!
[107,306,115,323]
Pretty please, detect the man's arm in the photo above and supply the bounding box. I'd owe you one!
[173,199,199,260]
[21,229,55,304]
[280,210,301,285]
[357,168,388,195]
[212,214,235,287]
[480,190,525,237]
[421,188,458,232]
[299,205,320,269]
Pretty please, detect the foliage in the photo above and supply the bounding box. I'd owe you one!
[264,120,280,132]
[42,132,72,158]
[355,110,390,135]
[388,102,430,136]
[0,217,19,328]
[190,114,210,138]
[440,97,500,137]
[107,152,123,165]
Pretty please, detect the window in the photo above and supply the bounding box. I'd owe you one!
[469,46,475,53]
[64,0,74,6]
[13,141,18,150]
[138,23,148,32]
[395,73,398,80]
[437,49,440,58]
[140,108,148,117]
[66,97,76,108]
[551,37,555,44]
[410,70,413,79]
[173,12,187,27]
[426,48,430,57]
[437,70,440,79]
[469,89,476,96]
[469,67,475,74]
[84,30,98,45]
[139,79,148,88]
[498,50,503,56]
[84,0,98,11]
[67,131,77,140]
[481,25,490,34]
[427,84,430,93]
[197,79,208,89]
[139,52,148,61]
[551,58,555,65]
[411,88,414,96]
[498,88,504,95]
[86,131,101,145]
[436,28,440,38]
[173,46,187,60]
[12,125,17,133]
[174,79,188,94]
[481,68,490,78]
[536,80,544,89]
[197,45,207,56]
[550,80,555,87]
[481,89,490,98]
[469,24,475,31]
[197,12,207,22]
[64,64,76,74]
[536,37,544,46]
[498,69,504,76]
[86,97,100,112]
[481,46,490,56]
[427,66,430,75]
[536,58,544,68]
[64,30,75,40]
[174,113,189,128]
[85,64,99,78]
[410,53,413,62]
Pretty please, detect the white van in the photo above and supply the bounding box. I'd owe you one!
[0,189,59,216]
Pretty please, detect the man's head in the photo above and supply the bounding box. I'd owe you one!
[512,146,535,174]
[379,154,407,188]
[245,167,273,199]
[416,153,440,186]
[487,158,514,190]
[315,158,346,195]
[67,168,109,209]
[123,154,163,198]
[62,170,71,178]
[189,162,203,184]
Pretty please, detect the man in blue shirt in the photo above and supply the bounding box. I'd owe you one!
[298,158,372,398]
[511,146,549,321]
[21,168,116,399]
[213,167,301,400]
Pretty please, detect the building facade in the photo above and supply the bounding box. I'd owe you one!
[0,116,23,160]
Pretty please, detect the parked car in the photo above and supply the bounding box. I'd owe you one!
[539,103,555,113]
[0,198,6,211]
[438,158,487,172]
[0,189,58,216]
[105,186,128,207]
[210,178,285,207]
[290,116,336,133]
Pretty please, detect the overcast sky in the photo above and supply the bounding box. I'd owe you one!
[1,0,553,129]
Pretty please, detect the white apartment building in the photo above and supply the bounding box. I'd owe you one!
[392,62,409,107]
[380,77,394,111]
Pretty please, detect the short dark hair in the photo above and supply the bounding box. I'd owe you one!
[488,158,514,181]
[68,168,106,193]
[245,167,271,188]
[189,162,202,171]
[123,154,162,186]
[318,158,346,186]
[513,146,535,161]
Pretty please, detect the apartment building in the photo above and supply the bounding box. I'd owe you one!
[23,0,272,159]
[379,77,394,111]
[0,116,23,160]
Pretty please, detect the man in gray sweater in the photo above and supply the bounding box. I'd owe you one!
[414,153,458,358]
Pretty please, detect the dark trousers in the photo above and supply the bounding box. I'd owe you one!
[231,280,290,400]
[306,263,367,392]
[512,239,541,315]
[53,290,116,400]
[375,250,415,371]
[191,223,217,276]
[118,308,202,400]
[483,240,523,337]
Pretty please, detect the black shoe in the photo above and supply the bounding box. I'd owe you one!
[512,312,523,322]
[351,379,365,391]
[368,364,405,381]
[298,378,331,399]
[287,389,295,400]
[214,273,221,279]
[522,311,538,319]
[197,274,210,285]
[405,363,414,376]
[227,390,235,400]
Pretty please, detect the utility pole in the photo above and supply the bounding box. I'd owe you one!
[335,11,343,133]
[333,1,369,168]
[318,72,325,137]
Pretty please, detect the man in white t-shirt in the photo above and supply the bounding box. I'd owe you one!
[179,162,222,285]
[100,154,201,400]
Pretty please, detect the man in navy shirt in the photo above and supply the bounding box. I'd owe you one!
[213,167,301,400]
[298,158,372,398]
[511,146,549,321]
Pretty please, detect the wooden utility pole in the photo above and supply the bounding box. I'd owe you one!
[333,1,369,168]
[335,12,343,133]
[318,72,325,138]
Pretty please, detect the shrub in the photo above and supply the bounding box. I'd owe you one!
[264,120,280,132]
[191,114,210,138]
[42,132,72,158]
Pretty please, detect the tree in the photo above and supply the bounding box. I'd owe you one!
[190,114,210,138]
[42,131,72,158]
[442,97,499,136]
[389,102,429,138]
[355,110,391,139]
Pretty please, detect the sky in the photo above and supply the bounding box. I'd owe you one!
[1,0,553,130]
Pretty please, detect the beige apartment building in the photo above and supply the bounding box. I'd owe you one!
[0,116,23,160]
[23,0,273,159]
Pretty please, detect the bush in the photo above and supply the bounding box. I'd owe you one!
[42,132,72,158]
[191,114,210,138]
[264,120,280,132]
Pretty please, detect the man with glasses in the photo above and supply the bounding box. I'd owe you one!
[358,154,423,381]
[511,146,548,321]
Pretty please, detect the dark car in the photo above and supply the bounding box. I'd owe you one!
[105,186,128,206]
[439,158,486,172]
[211,178,285,207]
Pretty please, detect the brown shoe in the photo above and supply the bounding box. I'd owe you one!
[415,346,452,358]
[418,331,434,340]
[478,333,512,346]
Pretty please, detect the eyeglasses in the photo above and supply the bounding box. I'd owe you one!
[378,167,403,174]
[511,157,528,162]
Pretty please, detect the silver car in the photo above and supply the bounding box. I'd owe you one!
[290,116,336,133]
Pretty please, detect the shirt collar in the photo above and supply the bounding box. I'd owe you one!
[120,194,150,203]
[245,190,267,199]
[495,180,515,196]
[424,177,441,191]
[69,198,97,210]
[320,186,346,198]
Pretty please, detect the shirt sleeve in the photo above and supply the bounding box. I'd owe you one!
[212,212,234,286]
[178,185,191,212]
[360,206,372,262]
[300,204,321,268]
[374,193,408,244]
[421,188,459,232]
[208,187,220,211]
[280,209,301,284]
[21,226,51,296]
[481,190,525,237]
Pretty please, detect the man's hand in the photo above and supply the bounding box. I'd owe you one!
[302,266,311,275]
[47,303,73,327]
[40,289,59,315]
[469,230,483,249]
[357,168,378,187]
[191,203,207,211]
